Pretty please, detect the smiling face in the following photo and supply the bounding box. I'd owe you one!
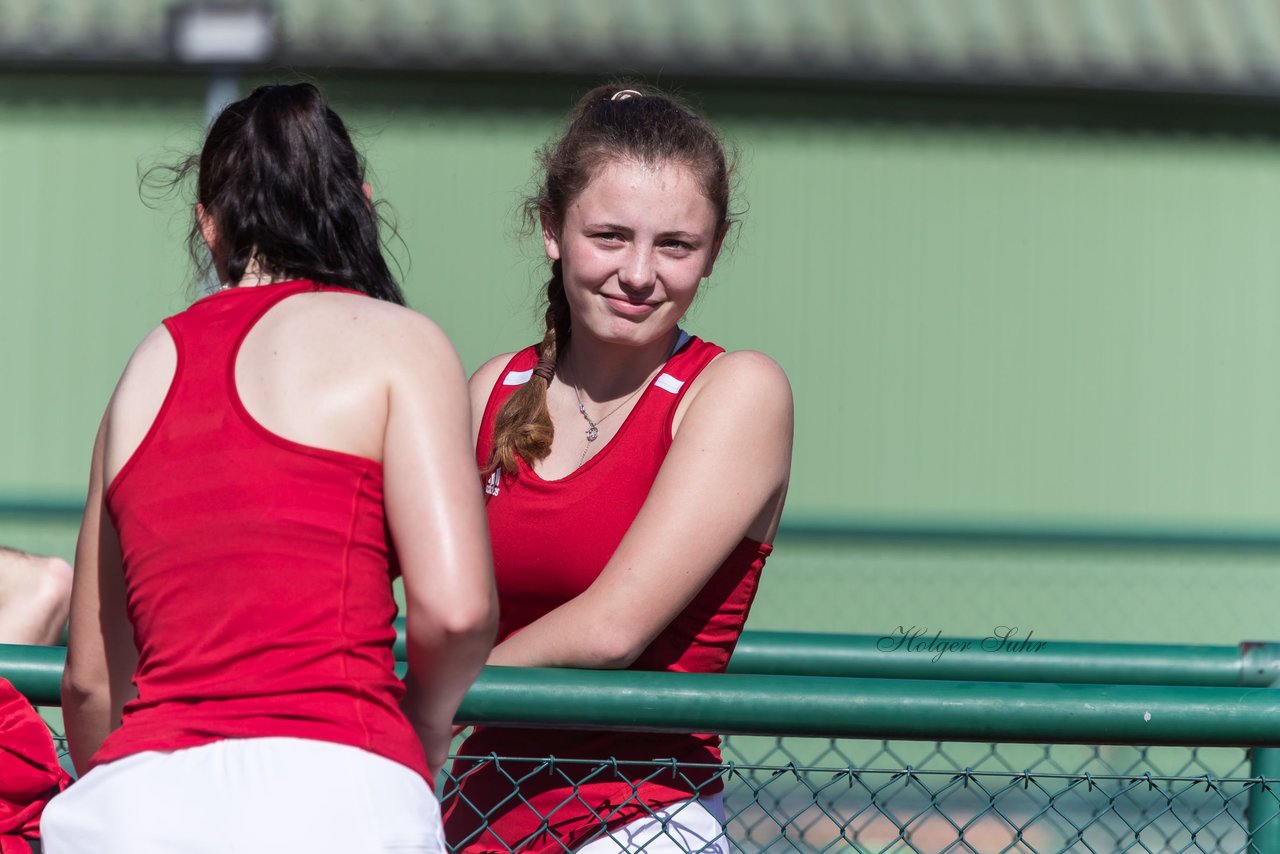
[543,157,726,352]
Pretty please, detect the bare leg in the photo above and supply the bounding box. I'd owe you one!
[0,547,73,645]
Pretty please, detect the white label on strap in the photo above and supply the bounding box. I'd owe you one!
[503,369,534,386]
[654,373,685,394]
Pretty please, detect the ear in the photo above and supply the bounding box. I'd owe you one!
[540,210,562,262]
[362,182,373,202]
[702,222,729,278]
[196,204,218,253]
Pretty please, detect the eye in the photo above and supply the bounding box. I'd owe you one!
[590,231,623,244]
[661,238,696,253]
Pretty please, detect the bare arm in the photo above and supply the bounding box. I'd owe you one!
[0,547,71,645]
[487,351,793,669]
[62,415,138,773]
[467,352,515,452]
[384,316,497,777]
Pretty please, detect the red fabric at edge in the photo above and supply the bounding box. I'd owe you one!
[0,677,71,848]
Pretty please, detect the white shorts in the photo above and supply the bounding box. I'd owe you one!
[573,794,728,853]
[40,737,444,854]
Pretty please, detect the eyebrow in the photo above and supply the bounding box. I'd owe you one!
[582,223,703,241]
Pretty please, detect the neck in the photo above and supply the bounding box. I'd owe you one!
[215,254,285,290]
[234,270,284,288]
[561,327,681,403]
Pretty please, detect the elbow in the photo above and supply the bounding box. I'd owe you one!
[60,663,105,714]
[61,636,116,715]
[408,590,498,647]
[583,625,647,670]
[439,597,499,643]
[592,648,639,670]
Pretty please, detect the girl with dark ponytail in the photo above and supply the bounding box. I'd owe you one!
[46,83,496,853]
[445,83,794,853]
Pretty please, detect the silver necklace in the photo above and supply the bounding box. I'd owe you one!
[571,381,644,467]
[563,329,687,467]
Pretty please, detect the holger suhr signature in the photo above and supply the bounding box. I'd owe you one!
[876,626,1048,662]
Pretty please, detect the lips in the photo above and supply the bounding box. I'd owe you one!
[602,295,659,318]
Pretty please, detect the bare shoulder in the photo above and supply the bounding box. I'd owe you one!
[688,349,792,410]
[379,302,457,360]
[126,323,176,365]
[673,349,793,437]
[104,324,179,479]
[467,351,519,439]
[296,291,460,366]
[703,349,789,389]
[469,351,520,395]
[133,322,174,354]
[115,324,177,392]
[302,291,448,339]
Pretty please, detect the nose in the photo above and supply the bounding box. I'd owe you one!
[617,245,656,292]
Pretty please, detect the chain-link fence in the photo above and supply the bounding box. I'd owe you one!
[440,739,1273,853]
[722,737,1267,853]
[40,703,1273,852]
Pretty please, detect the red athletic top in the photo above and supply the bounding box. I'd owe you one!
[93,280,428,780]
[443,334,771,853]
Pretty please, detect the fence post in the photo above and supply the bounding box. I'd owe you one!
[1250,749,1280,853]
[1244,643,1280,852]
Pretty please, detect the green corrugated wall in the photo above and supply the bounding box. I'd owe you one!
[6,72,1280,641]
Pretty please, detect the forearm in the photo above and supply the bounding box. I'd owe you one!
[62,679,113,774]
[401,610,496,775]
[403,630,492,724]
[487,594,638,670]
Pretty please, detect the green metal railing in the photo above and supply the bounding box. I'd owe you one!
[447,667,1280,746]
[11,642,1280,743]
[395,620,1280,687]
[13,637,1280,852]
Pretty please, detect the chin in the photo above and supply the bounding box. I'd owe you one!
[595,322,679,351]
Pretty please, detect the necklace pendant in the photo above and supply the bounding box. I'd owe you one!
[585,425,599,442]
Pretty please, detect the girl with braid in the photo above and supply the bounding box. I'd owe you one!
[443,84,793,853]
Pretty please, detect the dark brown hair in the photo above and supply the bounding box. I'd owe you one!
[487,82,735,474]
[166,83,404,304]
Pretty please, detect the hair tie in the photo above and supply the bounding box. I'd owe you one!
[611,89,643,101]
[532,359,555,384]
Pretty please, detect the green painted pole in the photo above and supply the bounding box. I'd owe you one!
[452,667,1280,746]
[11,641,1280,748]
[0,644,64,705]
[1244,644,1280,852]
[396,621,1261,686]
[726,631,1253,685]
[10,644,1280,746]
[1249,749,1280,853]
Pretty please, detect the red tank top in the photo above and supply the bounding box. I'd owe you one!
[93,280,428,780]
[443,334,771,853]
